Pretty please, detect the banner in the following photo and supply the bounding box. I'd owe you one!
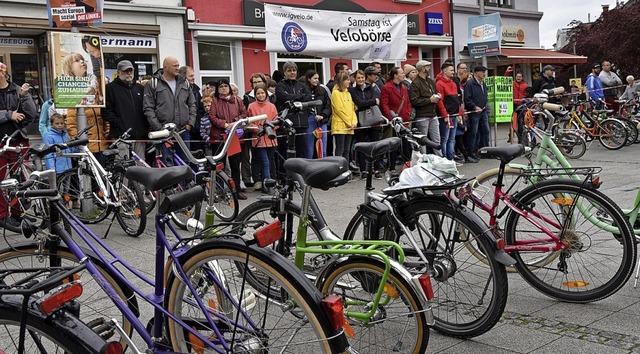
[467,13,501,57]
[47,0,103,28]
[50,32,105,108]
[486,76,513,123]
[265,4,407,60]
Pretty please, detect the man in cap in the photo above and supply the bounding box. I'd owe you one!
[370,61,385,90]
[103,60,149,159]
[410,60,442,156]
[0,62,37,231]
[532,65,556,94]
[586,63,605,109]
[275,60,312,158]
[364,66,381,88]
[463,65,490,161]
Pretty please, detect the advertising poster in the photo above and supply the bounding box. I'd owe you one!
[46,0,103,28]
[50,32,105,108]
[486,76,513,123]
[265,4,407,60]
[467,13,501,57]
[570,78,582,94]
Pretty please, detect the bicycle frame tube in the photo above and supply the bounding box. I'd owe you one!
[60,146,117,206]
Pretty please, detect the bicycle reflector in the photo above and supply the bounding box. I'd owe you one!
[254,220,283,247]
[321,294,352,335]
[100,341,123,354]
[36,281,83,316]
[413,274,434,301]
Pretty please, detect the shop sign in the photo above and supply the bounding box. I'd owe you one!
[0,38,35,47]
[468,13,501,57]
[265,4,407,60]
[425,12,444,35]
[46,0,103,28]
[486,76,513,123]
[50,32,105,108]
[407,14,419,36]
[101,36,157,48]
[501,27,525,45]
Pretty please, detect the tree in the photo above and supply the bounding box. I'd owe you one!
[560,2,640,84]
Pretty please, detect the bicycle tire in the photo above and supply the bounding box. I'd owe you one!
[472,167,560,272]
[620,118,638,146]
[343,197,508,338]
[211,172,239,222]
[169,180,203,230]
[556,131,587,159]
[113,170,147,237]
[317,256,429,353]
[57,168,112,224]
[0,295,106,353]
[0,243,136,348]
[598,118,627,150]
[505,179,636,302]
[554,117,580,136]
[142,188,157,215]
[165,237,343,353]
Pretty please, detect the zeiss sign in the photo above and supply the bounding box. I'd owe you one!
[425,12,443,35]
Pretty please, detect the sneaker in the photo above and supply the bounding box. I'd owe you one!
[240,180,247,192]
[254,181,263,191]
[0,216,21,233]
[237,192,248,200]
[349,161,360,171]
[373,171,383,180]
[465,156,479,163]
[454,155,464,162]
[245,180,255,188]
[469,153,480,160]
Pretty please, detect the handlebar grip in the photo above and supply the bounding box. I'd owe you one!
[542,103,563,111]
[149,130,170,139]
[264,124,276,140]
[301,100,323,109]
[544,87,565,96]
[64,138,89,149]
[418,136,441,150]
[10,189,58,198]
[246,114,268,124]
[2,146,22,153]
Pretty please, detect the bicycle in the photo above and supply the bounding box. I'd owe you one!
[1,115,353,353]
[54,126,147,236]
[236,101,508,340]
[556,99,628,150]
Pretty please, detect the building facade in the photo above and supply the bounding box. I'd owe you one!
[185,0,453,94]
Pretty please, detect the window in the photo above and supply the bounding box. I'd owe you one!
[197,41,233,87]
[275,53,325,83]
[483,0,513,8]
[356,61,398,78]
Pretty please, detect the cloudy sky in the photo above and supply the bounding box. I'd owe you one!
[537,0,621,49]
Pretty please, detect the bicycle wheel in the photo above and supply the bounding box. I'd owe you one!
[556,131,587,159]
[211,172,238,222]
[169,180,203,230]
[317,256,429,353]
[0,295,106,353]
[142,188,157,215]
[505,179,636,302]
[0,243,136,348]
[113,170,147,237]
[165,238,341,353]
[57,168,111,224]
[620,118,638,146]
[343,197,508,338]
[472,167,560,272]
[598,118,627,150]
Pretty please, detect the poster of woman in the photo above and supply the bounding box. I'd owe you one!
[51,32,105,108]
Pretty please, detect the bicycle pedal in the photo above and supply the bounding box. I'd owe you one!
[86,317,116,340]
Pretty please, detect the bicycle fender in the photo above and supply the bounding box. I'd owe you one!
[314,255,428,307]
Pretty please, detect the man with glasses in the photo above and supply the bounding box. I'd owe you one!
[103,60,149,159]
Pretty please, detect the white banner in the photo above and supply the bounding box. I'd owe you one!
[265,4,407,60]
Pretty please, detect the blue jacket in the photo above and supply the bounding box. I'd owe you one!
[586,73,605,101]
[463,77,488,113]
[38,99,54,136]
[42,128,74,173]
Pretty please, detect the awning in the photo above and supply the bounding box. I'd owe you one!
[500,48,587,64]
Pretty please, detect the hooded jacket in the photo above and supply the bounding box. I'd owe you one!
[513,80,529,105]
[435,73,460,118]
[330,86,357,135]
[143,70,196,131]
[42,127,74,173]
[102,77,149,139]
[0,81,37,141]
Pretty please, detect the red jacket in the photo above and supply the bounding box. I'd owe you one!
[209,95,247,143]
[513,80,529,105]
[380,81,412,122]
[247,100,278,148]
[436,74,460,119]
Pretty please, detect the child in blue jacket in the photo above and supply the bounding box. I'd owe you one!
[42,113,74,173]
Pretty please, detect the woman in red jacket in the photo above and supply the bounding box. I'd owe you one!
[513,72,529,105]
[208,79,248,199]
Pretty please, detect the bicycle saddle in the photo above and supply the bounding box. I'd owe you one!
[354,137,402,158]
[125,165,192,191]
[478,144,525,164]
[283,156,350,190]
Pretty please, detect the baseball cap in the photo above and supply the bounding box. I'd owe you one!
[474,65,488,72]
[542,65,555,71]
[415,60,432,71]
[117,60,134,71]
[592,63,601,69]
[364,66,380,75]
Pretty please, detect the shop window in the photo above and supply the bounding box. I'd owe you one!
[482,0,513,8]
[276,53,324,82]
[198,41,234,87]
[103,53,154,83]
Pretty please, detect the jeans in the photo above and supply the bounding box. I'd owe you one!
[333,134,353,161]
[256,147,276,180]
[162,130,190,166]
[413,116,442,156]
[438,117,457,160]
[467,111,490,154]
[305,115,327,158]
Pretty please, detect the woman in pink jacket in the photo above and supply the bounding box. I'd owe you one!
[247,84,278,194]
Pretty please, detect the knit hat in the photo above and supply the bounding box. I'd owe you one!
[403,64,417,75]
[415,60,431,72]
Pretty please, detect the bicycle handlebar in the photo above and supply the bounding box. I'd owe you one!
[389,117,441,150]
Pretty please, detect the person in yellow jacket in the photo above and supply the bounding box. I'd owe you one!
[66,107,110,166]
[331,72,357,160]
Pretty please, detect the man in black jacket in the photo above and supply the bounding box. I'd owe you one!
[275,61,311,158]
[102,60,149,159]
[463,65,490,161]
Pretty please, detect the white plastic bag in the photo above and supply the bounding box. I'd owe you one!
[390,154,460,190]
